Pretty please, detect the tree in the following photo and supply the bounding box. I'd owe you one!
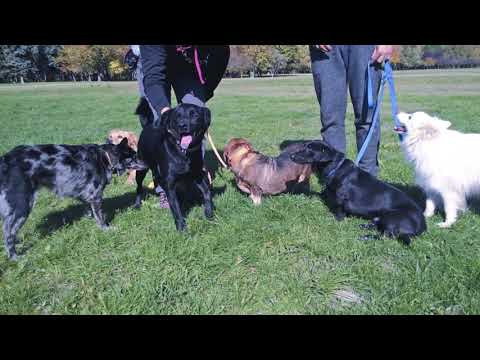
[0,45,63,83]
[399,45,424,69]
[389,45,401,67]
[242,45,274,76]
[442,45,478,66]
[0,46,34,83]
[226,45,253,77]
[270,48,287,77]
[56,45,127,81]
[55,45,92,81]
[30,45,63,81]
[109,59,128,80]
[295,45,311,73]
[86,45,126,81]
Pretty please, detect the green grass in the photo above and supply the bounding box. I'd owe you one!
[2,70,480,314]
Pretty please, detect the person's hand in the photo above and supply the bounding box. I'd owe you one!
[371,45,393,64]
[314,45,332,52]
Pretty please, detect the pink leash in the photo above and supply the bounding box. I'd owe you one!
[176,45,206,85]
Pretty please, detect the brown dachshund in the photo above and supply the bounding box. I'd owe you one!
[107,129,139,185]
[223,138,312,205]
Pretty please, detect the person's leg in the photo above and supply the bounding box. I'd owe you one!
[136,57,171,125]
[136,57,171,200]
[347,45,382,177]
[204,45,230,102]
[309,45,349,154]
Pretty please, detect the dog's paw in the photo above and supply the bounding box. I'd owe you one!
[205,210,214,220]
[8,253,19,261]
[359,223,376,230]
[250,195,262,206]
[176,223,187,232]
[133,198,143,209]
[437,221,454,228]
[100,224,116,231]
[358,234,380,241]
[423,209,435,218]
[335,214,345,221]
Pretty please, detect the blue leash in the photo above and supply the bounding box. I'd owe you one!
[354,60,403,166]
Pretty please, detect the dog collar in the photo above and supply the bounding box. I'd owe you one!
[102,150,121,176]
[325,157,346,181]
[103,151,113,167]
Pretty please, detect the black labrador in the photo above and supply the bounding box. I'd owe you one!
[134,101,213,231]
[290,140,426,245]
[0,138,146,260]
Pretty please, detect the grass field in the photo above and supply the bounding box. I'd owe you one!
[1,69,480,314]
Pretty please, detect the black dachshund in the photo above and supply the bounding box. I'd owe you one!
[135,100,213,231]
[290,140,426,245]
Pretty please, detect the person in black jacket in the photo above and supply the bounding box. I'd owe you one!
[129,45,230,125]
[127,45,230,207]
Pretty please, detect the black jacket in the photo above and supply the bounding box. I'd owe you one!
[139,45,230,113]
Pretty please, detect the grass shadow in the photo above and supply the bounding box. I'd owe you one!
[36,192,137,238]
[178,183,227,218]
[204,149,225,179]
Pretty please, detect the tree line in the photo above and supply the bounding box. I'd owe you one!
[1,45,480,83]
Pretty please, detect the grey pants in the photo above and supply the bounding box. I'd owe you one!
[310,45,382,176]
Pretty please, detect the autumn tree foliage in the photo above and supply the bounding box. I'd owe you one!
[3,45,480,83]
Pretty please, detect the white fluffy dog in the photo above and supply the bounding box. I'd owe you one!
[396,111,480,228]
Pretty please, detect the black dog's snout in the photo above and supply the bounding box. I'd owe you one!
[178,120,189,132]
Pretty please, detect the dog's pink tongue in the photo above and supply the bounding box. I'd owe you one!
[180,135,193,150]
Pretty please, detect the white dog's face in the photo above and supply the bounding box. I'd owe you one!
[395,111,452,136]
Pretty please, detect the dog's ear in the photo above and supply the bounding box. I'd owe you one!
[118,137,129,149]
[118,138,128,147]
[203,107,211,128]
[153,109,171,130]
[434,117,452,130]
[223,149,229,164]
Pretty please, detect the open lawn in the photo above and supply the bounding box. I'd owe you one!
[1,69,480,314]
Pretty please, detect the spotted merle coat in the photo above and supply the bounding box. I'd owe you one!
[0,138,145,260]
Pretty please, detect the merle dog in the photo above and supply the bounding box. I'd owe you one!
[134,100,213,231]
[290,140,426,245]
[0,138,146,260]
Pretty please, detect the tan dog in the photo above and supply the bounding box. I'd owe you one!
[107,129,139,184]
[223,138,312,205]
